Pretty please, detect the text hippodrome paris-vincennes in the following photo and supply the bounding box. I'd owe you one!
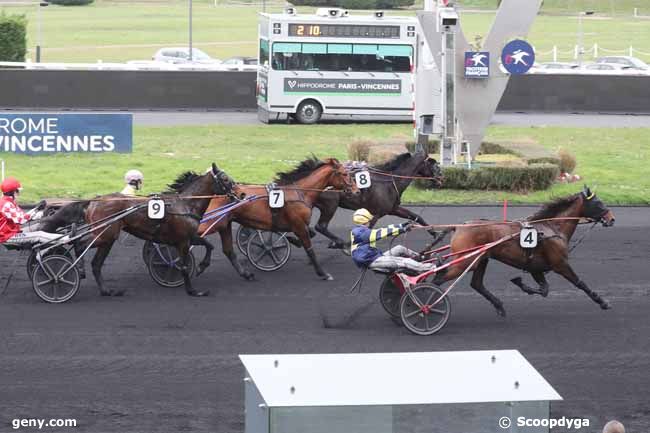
[0,117,115,153]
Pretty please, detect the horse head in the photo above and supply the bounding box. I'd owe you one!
[419,156,443,187]
[324,158,359,195]
[581,185,615,227]
[209,163,236,197]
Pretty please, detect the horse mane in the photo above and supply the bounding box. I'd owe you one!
[167,171,202,193]
[528,193,581,221]
[275,156,327,185]
[372,152,412,172]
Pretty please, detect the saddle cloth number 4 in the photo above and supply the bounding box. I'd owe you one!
[520,227,538,248]
[269,190,285,208]
[148,199,165,219]
[355,171,371,189]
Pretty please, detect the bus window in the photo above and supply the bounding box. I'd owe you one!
[271,42,412,73]
[259,39,269,67]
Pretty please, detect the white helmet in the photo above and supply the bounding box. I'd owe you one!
[125,169,144,184]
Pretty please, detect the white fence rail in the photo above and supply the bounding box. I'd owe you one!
[535,44,650,62]
[0,60,259,72]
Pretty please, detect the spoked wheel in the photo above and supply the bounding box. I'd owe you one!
[31,254,80,303]
[379,274,404,319]
[399,283,451,336]
[236,226,255,257]
[146,243,196,288]
[26,246,71,279]
[246,230,291,272]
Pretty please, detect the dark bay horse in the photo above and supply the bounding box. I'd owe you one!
[40,164,235,297]
[313,151,442,249]
[433,187,615,316]
[199,157,358,281]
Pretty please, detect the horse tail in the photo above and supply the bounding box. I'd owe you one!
[40,200,90,233]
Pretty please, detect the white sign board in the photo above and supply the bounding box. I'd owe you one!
[148,199,165,219]
[355,171,371,189]
[269,190,285,208]
[520,227,538,248]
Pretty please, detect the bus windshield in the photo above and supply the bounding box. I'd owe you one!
[271,42,412,72]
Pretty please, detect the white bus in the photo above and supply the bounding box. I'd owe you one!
[257,8,418,124]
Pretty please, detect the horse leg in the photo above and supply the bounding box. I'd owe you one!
[91,241,116,296]
[294,223,332,281]
[190,234,213,276]
[314,205,347,249]
[179,242,208,297]
[470,258,506,317]
[390,206,446,246]
[552,261,611,309]
[72,241,86,280]
[220,224,254,281]
[510,272,549,297]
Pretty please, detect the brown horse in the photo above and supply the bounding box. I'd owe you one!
[40,164,236,297]
[199,157,358,281]
[433,187,615,316]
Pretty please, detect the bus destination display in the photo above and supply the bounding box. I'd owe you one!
[288,23,400,38]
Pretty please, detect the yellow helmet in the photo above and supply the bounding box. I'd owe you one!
[353,208,373,225]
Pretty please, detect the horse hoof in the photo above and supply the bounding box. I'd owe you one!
[112,290,126,297]
[601,300,612,310]
[321,273,334,281]
[341,249,351,257]
[244,273,255,281]
[187,290,209,297]
[496,307,507,317]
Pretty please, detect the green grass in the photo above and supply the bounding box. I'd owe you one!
[1,0,649,63]
[3,124,649,205]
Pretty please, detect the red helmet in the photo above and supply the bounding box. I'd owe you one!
[1,177,22,194]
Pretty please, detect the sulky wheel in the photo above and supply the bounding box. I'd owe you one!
[26,246,71,279]
[399,283,451,336]
[379,274,404,319]
[142,240,154,264]
[236,226,255,257]
[246,230,291,272]
[147,243,196,288]
[31,254,80,304]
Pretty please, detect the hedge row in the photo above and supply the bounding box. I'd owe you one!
[0,13,26,62]
[48,0,94,5]
[289,0,415,9]
[415,164,559,192]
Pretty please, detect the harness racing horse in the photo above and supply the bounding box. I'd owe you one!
[433,187,616,316]
[200,157,359,281]
[313,151,443,250]
[40,164,236,297]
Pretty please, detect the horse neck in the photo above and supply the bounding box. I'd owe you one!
[551,197,584,240]
[294,165,336,204]
[390,154,425,193]
[180,175,213,215]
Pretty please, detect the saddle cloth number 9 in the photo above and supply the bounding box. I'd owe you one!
[148,199,165,219]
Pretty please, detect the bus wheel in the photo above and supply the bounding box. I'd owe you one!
[295,100,322,124]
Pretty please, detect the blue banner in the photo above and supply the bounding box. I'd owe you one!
[0,113,132,154]
[501,39,535,75]
[464,51,490,78]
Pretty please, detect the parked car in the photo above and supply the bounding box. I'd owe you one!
[595,56,649,71]
[532,62,580,74]
[580,63,642,75]
[152,47,221,64]
[221,56,258,71]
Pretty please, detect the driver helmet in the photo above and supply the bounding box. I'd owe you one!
[124,169,144,186]
[1,177,22,195]
[353,208,373,225]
